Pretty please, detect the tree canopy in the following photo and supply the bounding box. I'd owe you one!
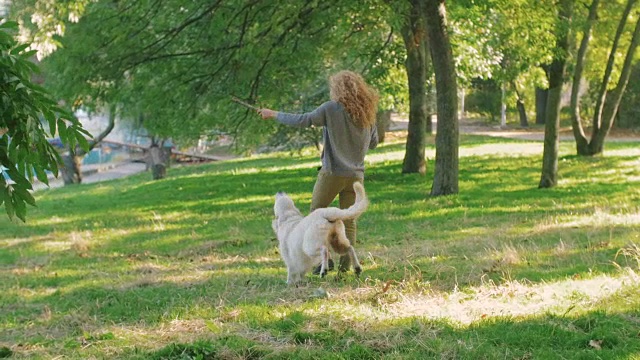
[15,0,402,150]
[8,0,640,195]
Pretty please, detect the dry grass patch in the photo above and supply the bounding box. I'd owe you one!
[345,269,640,325]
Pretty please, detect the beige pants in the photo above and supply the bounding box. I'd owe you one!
[310,170,363,271]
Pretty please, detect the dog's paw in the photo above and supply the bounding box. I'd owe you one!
[320,269,328,278]
[354,266,362,277]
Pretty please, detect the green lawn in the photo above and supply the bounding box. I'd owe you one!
[1,134,639,359]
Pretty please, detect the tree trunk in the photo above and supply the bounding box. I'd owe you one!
[401,0,429,175]
[535,87,548,125]
[513,84,529,128]
[590,0,636,141]
[516,99,528,128]
[424,0,459,196]
[570,0,599,155]
[149,145,166,180]
[539,0,574,189]
[61,154,83,185]
[588,2,640,155]
[376,110,392,144]
[61,105,116,185]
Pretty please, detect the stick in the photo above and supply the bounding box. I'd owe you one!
[231,96,259,111]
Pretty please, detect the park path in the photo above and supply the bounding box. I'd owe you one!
[389,116,552,140]
[390,115,640,142]
[33,162,147,191]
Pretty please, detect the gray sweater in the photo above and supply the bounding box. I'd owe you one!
[276,100,378,179]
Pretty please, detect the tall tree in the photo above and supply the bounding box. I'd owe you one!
[539,0,574,189]
[424,0,459,196]
[401,0,430,175]
[570,0,640,156]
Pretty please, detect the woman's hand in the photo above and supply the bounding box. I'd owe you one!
[258,108,277,120]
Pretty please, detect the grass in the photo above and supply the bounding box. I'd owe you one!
[1,132,640,359]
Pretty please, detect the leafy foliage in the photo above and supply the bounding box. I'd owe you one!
[0,20,89,221]
[22,0,402,151]
[465,78,502,121]
[450,0,556,111]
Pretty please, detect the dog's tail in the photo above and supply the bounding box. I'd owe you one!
[317,182,368,222]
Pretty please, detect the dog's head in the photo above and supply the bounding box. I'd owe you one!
[272,191,301,234]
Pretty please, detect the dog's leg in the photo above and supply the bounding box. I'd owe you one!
[313,253,334,275]
[330,221,362,275]
[348,246,362,276]
[287,272,294,286]
[287,268,297,286]
[319,246,329,277]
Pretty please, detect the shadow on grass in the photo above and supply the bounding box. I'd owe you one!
[3,148,639,288]
[2,136,640,356]
[134,287,640,360]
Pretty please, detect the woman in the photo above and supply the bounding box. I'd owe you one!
[258,70,378,273]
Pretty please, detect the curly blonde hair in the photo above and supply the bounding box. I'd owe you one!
[329,71,378,128]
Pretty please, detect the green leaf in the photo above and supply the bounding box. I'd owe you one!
[57,118,68,141]
[33,164,49,185]
[44,110,57,135]
[10,44,30,56]
[20,50,38,59]
[25,82,48,94]
[0,21,19,30]
[46,146,60,176]
[76,126,94,139]
[5,76,20,84]
[4,189,15,220]
[6,168,31,188]
[0,176,6,208]
[0,31,14,46]
[15,187,36,207]
[42,109,57,136]
[14,195,26,222]
[21,59,40,73]
[75,131,90,151]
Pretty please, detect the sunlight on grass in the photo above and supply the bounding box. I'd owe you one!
[26,215,83,227]
[366,150,424,164]
[561,209,640,228]
[604,148,640,157]
[459,143,542,157]
[379,270,640,324]
[262,162,321,173]
[1,234,55,248]
[209,194,275,206]
[534,208,640,233]
[2,135,640,359]
[261,271,640,331]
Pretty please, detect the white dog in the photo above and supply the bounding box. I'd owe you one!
[272,182,368,285]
